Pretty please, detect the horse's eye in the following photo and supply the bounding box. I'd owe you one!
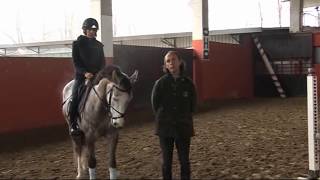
[113,97,119,101]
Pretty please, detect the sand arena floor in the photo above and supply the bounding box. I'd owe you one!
[0,97,310,179]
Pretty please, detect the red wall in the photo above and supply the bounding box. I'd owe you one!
[0,41,253,134]
[0,57,73,134]
[313,32,320,47]
[193,37,254,101]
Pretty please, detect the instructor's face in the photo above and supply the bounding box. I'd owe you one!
[165,54,181,76]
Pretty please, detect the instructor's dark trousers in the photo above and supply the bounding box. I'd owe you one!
[159,136,191,180]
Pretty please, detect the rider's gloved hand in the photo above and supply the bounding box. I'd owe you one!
[85,72,94,79]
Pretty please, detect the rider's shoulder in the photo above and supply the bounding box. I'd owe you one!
[95,40,104,47]
[72,35,85,46]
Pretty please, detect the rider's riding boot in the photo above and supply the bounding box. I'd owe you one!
[69,105,82,137]
[69,84,83,137]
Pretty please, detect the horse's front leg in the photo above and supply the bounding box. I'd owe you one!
[87,141,97,180]
[108,131,119,179]
[72,141,82,179]
[72,139,87,179]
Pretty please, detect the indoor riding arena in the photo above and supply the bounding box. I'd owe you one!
[0,30,319,179]
[2,0,320,178]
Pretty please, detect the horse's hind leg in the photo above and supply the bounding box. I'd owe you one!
[87,141,97,179]
[108,131,119,179]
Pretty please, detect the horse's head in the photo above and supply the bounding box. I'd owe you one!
[103,66,138,128]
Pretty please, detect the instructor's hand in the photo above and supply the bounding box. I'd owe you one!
[84,72,94,79]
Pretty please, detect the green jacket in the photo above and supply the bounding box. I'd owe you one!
[151,73,196,138]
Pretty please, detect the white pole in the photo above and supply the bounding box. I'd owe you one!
[307,68,320,178]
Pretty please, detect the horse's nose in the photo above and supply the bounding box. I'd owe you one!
[112,118,124,128]
[113,122,118,127]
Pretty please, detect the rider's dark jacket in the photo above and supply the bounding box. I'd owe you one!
[151,73,197,138]
[72,35,105,79]
[68,35,106,126]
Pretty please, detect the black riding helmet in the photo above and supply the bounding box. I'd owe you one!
[82,18,99,30]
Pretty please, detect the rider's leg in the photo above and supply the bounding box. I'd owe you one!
[69,78,84,136]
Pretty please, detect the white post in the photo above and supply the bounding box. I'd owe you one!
[100,0,113,62]
[90,0,101,39]
[290,0,303,33]
[90,0,113,63]
[307,68,320,178]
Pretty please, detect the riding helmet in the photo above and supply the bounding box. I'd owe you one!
[82,18,99,30]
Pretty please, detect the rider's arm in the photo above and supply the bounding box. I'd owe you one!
[72,41,87,76]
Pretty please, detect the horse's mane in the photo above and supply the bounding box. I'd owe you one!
[93,65,132,92]
[93,65,119,84]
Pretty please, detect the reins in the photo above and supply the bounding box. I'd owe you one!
[63,75,130,121]
[91,82,128,120]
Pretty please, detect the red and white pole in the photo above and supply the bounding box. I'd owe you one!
[191,0,209,102]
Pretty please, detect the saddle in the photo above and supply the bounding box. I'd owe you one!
[66,79,94,121]
[78,80,94,114]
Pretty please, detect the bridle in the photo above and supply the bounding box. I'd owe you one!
[92,83,130,121]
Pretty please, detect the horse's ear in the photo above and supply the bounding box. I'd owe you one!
[129,70,139,84]
[112,70,120,83]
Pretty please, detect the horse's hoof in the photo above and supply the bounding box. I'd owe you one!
[109,168,119,179]
[76,173,89,179]
[76,175,82,179]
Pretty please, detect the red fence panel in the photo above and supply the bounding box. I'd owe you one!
[194,40,254,100]
[0,57,73,134]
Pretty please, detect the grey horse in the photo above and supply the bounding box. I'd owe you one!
[62,65,138,179]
